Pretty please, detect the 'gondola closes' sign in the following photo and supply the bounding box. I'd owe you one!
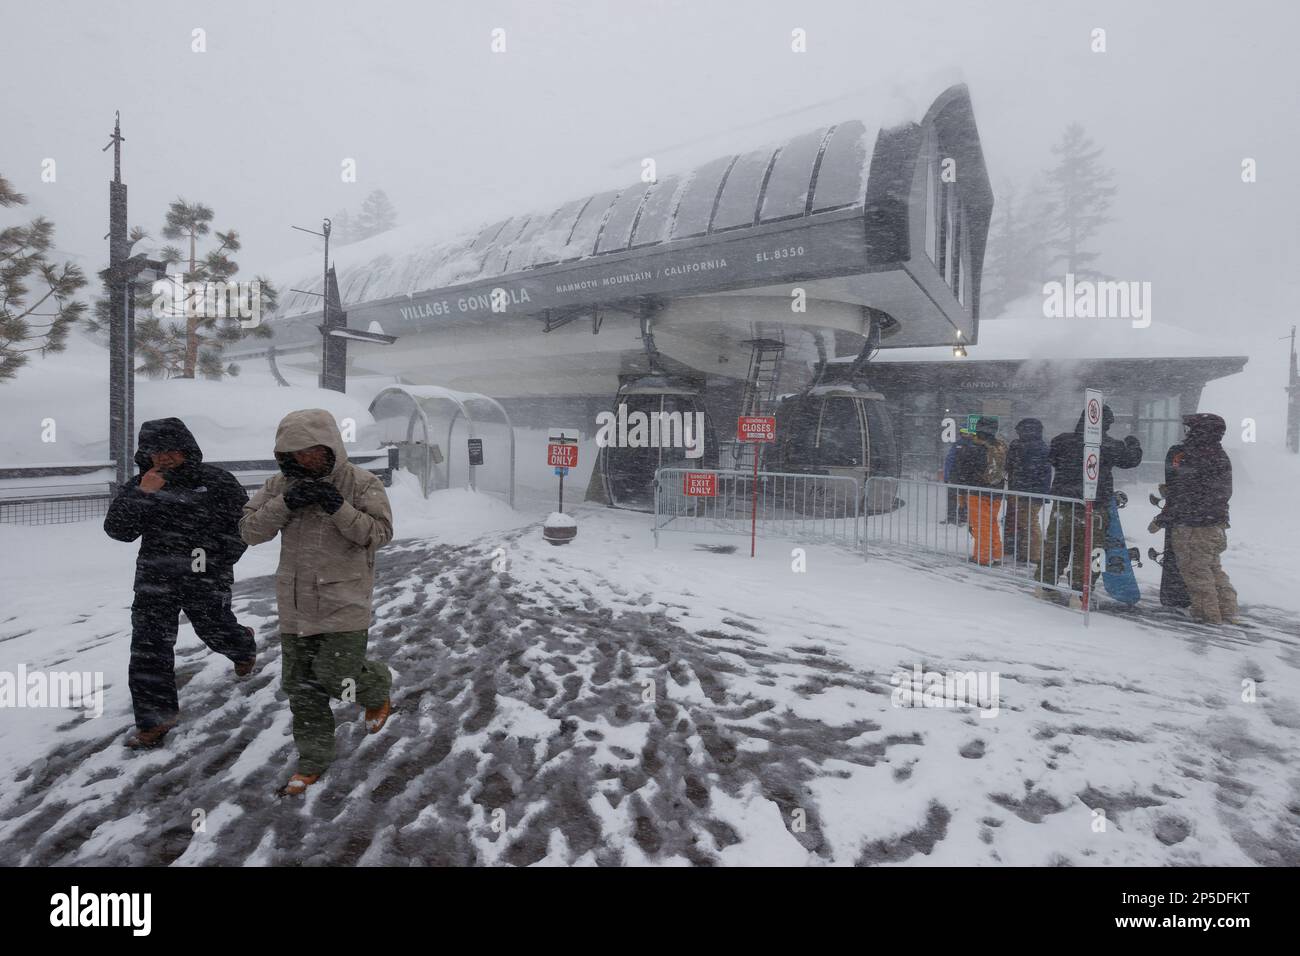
[737,416,776,442]
[683,472,717,497]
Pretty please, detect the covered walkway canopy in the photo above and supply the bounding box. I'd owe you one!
[369,385,515,505]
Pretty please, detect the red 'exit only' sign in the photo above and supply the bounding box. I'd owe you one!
[683,472,716,497]
[548,444,578,468]
[737,416,776,442]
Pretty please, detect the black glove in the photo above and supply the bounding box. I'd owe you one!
[312,482,344,515]
[284,481,317,511]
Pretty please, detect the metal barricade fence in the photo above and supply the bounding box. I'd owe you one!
[653,467,861,548]
[0,450,399,527]
[863,477,1097,616]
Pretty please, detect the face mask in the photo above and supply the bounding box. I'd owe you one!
[277,454,314,479]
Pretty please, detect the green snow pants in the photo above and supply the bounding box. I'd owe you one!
[281,630,391,776]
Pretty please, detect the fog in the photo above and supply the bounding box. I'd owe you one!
[2,0,1296,341]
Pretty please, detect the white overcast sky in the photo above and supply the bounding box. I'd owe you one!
[2,0,1296,341]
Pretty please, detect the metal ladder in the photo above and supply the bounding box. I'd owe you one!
[731,333,786,470]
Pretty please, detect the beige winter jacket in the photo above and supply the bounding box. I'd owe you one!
[240,409,393,637]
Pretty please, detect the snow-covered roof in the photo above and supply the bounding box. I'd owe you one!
[267,75,967,324]
[874,294,1245,363]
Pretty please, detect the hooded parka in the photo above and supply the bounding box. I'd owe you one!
[239,409,393,637]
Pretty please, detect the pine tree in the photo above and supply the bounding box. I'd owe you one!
[1041,123,1117,279]
[980,179,1052,318]
[0,174,87,382]
[355,189,397,240]
[133,198,277,379]
[330,209,354,245]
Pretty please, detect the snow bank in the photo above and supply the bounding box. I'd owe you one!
[1,333,380,465]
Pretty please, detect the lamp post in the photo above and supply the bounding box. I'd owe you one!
[102,113,166,488]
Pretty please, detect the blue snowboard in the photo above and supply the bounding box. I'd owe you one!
[1100,495,1141,605]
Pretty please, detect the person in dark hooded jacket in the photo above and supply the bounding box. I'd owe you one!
[104,418,256,749]
[1037,406,1142,600]
[1004,418,1051,563]
[1150,413,1238,623]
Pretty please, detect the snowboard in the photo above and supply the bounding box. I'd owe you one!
[1148,444,1191,608]
[1100,492,1141,605]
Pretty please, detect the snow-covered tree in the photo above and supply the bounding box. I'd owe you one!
[1041,123,1117,279]
[355,189,397,240]
[0,174,87,383]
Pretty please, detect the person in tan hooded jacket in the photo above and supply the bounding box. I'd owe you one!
[240,409,394,795]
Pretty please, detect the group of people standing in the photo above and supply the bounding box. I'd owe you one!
[941,407,1238,624]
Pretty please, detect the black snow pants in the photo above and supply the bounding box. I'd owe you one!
[129,571,255,730]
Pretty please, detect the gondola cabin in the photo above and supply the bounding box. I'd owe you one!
[599,377,718,510]
[770,384,900,514]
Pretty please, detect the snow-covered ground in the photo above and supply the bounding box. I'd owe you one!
[1,475,1297,865]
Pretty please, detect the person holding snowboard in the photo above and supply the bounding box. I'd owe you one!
[104,418,257,749]
[240,409,394,796]
[1004,417,1052,564]
[1037,405,1142,604]
[1150,442,1192,607]
[1149,413,1238,624]
[952,416,1007,565]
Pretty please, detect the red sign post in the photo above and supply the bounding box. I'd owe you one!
[736,416,776,557]
[1082,449,1099,621]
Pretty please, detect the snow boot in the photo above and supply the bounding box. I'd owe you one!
[234,627,257,678]
[365,698,392,734]
[125,717,177,750]
[278,773,320,797]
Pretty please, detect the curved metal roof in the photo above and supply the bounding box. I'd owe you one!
[264,84,993,356]
[275,120,873,321]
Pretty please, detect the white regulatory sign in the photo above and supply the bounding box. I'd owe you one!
[1083,389,1104,445]
[1083,443,1100,501]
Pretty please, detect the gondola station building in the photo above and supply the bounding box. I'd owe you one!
[244,83,1246,505]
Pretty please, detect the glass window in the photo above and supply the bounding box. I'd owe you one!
[941,179,951,278]
[816,398,864,467]
[957,207,969,306]
[863,400,899,477]
[950,198,962,297]
[1136,394,1181,462]
[776,398,819,470]
[925,151,938,265]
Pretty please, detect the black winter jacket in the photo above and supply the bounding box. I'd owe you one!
[103,418,249,584]
[1048,410,1143,502]
[952,431,1007,489]
[1157,415,1231,527]
[1006,419,1052,493]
